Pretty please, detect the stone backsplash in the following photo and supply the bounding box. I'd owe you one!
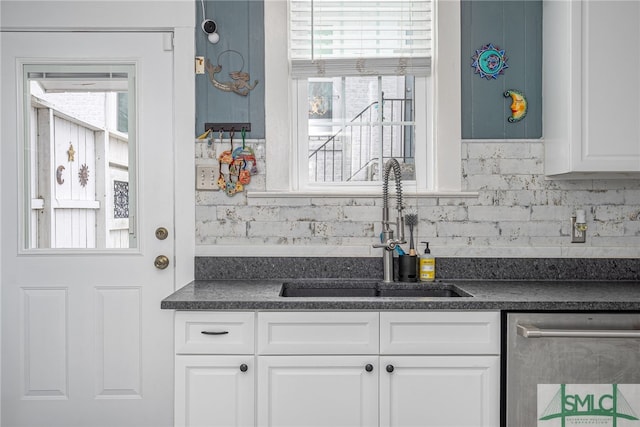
[195,140,640,258]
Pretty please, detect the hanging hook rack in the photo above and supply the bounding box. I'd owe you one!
[204,122,251,133]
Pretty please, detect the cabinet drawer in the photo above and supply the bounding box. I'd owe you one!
[175,311,254,355]
[257,312,379,354]
[380,311,500,355]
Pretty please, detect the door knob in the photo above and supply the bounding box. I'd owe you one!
[154,255,170,269]
[386,364,394,373]
[155,227,169,240]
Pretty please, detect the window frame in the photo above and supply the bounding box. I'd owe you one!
[294,76,428,192]
[261,0,461,196]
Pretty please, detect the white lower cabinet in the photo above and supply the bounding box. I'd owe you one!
[257,356,378,427]
[379,356,500,427]
[174,311,500,427]
[175,356,255,427]
[174,312,256,427]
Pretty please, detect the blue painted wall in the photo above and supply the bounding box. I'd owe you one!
[195,0,265,138]
[194,0,541,140]
[461,0,542,139]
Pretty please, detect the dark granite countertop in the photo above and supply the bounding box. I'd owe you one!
[161,279,640,311]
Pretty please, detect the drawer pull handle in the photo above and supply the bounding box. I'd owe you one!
[517,324,640,339]
[201,330,229,335]
[240,364,248,372]
[386,364,394,373]
[365,364,374,372]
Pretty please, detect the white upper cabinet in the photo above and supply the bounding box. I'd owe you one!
[543,0,640,177]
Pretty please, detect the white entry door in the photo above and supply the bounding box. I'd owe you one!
[1,32,175,426]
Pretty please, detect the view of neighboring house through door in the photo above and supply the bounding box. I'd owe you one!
[28,66,134,249]
[1,31,176,426]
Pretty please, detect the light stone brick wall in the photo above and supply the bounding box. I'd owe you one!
[195,139,640,257]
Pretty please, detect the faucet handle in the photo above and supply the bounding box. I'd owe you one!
[373,238,403,251]
[372,240,396,250]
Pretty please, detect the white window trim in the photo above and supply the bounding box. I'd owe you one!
[259,0,463,198]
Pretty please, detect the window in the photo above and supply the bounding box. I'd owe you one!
[263,0,462,194]
[303,75,417,184]
[23,64,136,249]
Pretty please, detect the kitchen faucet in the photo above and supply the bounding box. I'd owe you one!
[373,159,405,282]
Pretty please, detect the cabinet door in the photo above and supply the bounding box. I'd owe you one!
[258,356,378,427]
[379,356,499,427]
[544,0,640,175]
[580,0,640,172]
[176,355,255,427]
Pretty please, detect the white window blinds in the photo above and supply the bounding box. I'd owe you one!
[289,0,432,78]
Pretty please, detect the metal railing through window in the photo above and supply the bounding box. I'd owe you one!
[308,96,414,183]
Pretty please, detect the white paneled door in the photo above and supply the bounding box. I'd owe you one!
[1,32,175,426]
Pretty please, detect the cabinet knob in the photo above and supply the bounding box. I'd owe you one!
[365,364,374,372]
[240,364,248,372]
[386,364,394,373]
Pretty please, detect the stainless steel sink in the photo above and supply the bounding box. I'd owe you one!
[279,281,471,298]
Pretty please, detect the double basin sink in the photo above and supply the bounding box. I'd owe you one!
[280,280,471,298]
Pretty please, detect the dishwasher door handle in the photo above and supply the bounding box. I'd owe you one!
[517,324,640,339]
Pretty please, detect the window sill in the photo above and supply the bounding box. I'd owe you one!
[247,190,479,200]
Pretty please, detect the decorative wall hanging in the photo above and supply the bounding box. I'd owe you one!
[308,82,333,119]
[504,89,528,122]
[217,128,256,196]
[205,50,258,96]
[114,180,129,219]
[56,165,65,185]
[79,164,89,187]
[472,43,508,80]
[67,143,76,162]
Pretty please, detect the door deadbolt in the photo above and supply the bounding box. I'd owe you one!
[154,255,170,270]
[155,227,169,240]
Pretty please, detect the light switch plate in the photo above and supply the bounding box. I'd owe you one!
[195,56,205,74]
[196,165,218,190]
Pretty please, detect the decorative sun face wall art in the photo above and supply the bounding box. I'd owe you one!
[79,164,90,187]
[471,43,509,80]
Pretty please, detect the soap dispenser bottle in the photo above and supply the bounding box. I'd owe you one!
[419,242,435,282]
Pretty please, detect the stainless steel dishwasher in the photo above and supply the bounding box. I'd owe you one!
[504,312,640,426]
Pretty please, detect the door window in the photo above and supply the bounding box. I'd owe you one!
[22,64,137,249]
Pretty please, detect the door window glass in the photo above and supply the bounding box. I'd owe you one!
[23,64,137,249]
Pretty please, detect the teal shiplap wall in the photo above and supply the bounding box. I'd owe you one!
[194,0,541,140]
[461,0,542,139]
[195,0,265,138]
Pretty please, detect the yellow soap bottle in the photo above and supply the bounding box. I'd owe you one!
[419,242,435,282]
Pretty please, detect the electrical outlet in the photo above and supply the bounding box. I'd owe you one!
[570,215,587,243]
[196,165,218,190]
